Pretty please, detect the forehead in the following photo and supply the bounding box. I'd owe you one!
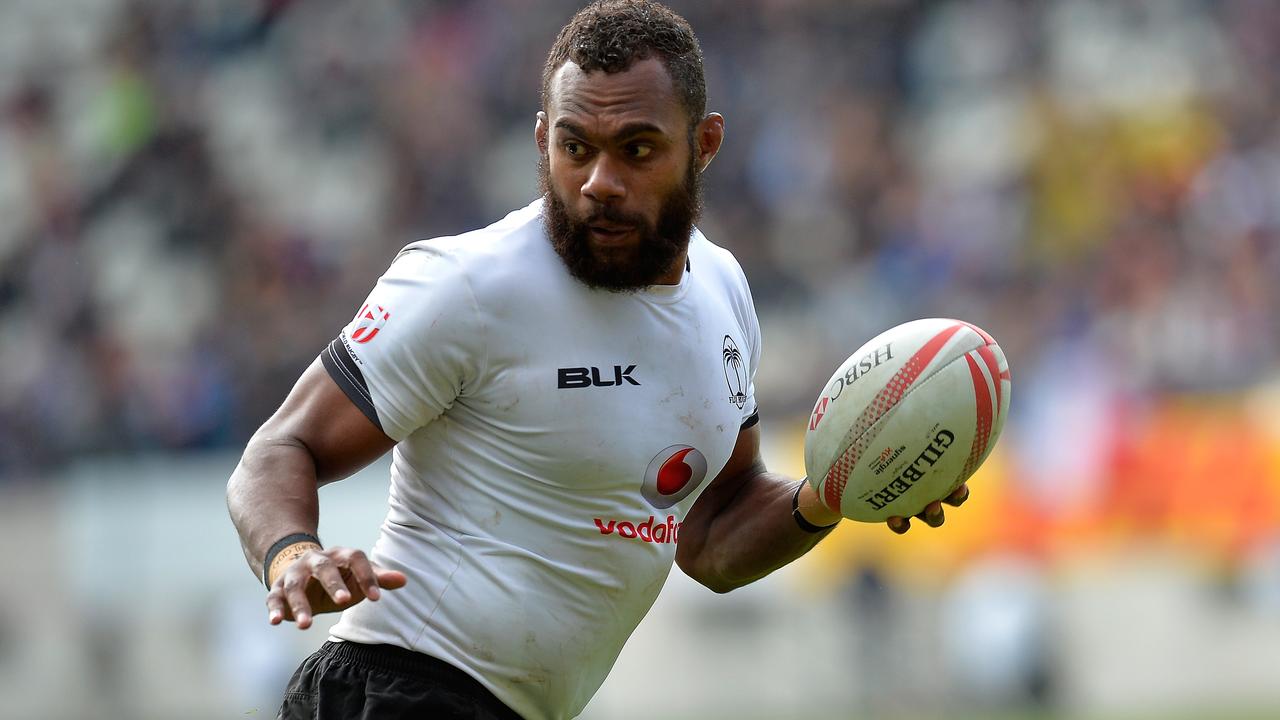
[548,57,686,137]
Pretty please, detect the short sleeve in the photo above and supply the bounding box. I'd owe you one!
[321,245,486,442]
[737,271,762,430]
[739,302,761,429]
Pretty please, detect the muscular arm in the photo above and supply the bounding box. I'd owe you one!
[675,424,841,593]
[227,358,408,628]
[227,358,396,579]
[676,422,971,593]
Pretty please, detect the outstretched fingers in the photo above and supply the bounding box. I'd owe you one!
[944,483,970,507]
[264,546,407,629]
[341,549,381,601]
[374,567,408,590]
[309,554,352,606]
[886,484,973,534]
[281,573,315,629]
[916,500,946,528]
[266,589,288,625]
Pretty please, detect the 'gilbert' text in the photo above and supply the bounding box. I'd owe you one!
[863,429,955,510]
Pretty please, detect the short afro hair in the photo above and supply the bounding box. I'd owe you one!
[542,1,706,130]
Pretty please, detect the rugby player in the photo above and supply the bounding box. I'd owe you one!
[226,2,969,718]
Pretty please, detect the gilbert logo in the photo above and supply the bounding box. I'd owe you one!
[861,429,955,511]
[640,445,708,509]
[870,445,906,475]
[351,304,390,344]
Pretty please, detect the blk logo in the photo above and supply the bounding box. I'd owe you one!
[351,304,390,344]
[640,445,708,509]
[558,365,640,389]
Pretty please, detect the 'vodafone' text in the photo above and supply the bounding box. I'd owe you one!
[594,515,682,544]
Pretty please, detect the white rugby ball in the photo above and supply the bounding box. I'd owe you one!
[805,318,1011,523]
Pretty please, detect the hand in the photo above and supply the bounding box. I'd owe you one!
[886,483,970,534]
[266,546,408,629]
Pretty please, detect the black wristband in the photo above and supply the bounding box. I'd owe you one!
[792,481,839,534]
[263,532,322,586]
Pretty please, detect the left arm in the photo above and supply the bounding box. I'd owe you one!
[675,423,841,593]
[675,423,969,593]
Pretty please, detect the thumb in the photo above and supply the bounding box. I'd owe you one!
[372,567,408,589]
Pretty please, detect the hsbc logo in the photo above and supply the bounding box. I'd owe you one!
[809,396,828,431]
[558,365,639,388]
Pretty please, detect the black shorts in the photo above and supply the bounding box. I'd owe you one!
[279,641,523,720]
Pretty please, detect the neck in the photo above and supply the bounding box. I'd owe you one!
[654,250,689,286]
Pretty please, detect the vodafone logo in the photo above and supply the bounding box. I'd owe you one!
[640,445,708,509]
[351,303,390,344]
[594,515,682,544]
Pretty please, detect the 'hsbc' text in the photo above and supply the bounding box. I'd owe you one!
[830,343,893,400]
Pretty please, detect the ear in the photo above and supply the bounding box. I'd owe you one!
[695,112,725,173]
[535,111,549,155]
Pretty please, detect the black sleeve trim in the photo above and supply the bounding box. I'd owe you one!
[740,410,760,430]
[320,337,384,433]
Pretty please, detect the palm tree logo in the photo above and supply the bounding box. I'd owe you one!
[722,335,747,409]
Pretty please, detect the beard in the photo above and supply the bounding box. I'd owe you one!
[539,150,702,293]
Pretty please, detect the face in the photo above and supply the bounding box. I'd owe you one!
[537,57,723,291]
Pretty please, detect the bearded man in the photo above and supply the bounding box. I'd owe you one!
[227,2,967,718]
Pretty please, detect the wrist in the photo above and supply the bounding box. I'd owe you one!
[792,480,841,532]
[263,532,322,587]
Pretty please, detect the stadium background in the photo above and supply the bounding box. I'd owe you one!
[2,0,1279,718]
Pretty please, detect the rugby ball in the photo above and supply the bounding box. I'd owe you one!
[805,319,1010,523]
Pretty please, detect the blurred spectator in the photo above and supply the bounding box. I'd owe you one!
[0,0,1278,544]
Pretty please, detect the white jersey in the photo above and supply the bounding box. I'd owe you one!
[322,199,761,720]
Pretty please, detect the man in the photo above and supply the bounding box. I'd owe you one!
[226,2,969,718]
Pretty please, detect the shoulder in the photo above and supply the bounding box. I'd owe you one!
[391,199,550,299]
[688,227,762,365]
[688,227,755,309]
[358,201,546,348]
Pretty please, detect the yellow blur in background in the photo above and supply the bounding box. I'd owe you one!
[2,0,1280,718]
[799,394,1280,589]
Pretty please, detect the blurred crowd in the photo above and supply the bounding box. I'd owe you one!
[2,0,1279,484]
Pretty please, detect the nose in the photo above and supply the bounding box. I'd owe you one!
[581,154,626,204]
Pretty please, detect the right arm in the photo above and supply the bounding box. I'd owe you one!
[226,357,404,629]
[234,244,480,628]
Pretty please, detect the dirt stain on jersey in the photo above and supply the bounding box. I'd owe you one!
[479,508,503,529]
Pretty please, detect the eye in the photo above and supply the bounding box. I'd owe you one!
[564,141,586,157]
[627,143,653,159]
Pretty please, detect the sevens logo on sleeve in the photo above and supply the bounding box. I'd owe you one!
[351,304,391,344]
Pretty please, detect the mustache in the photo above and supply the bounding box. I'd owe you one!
[583,205,646,227]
